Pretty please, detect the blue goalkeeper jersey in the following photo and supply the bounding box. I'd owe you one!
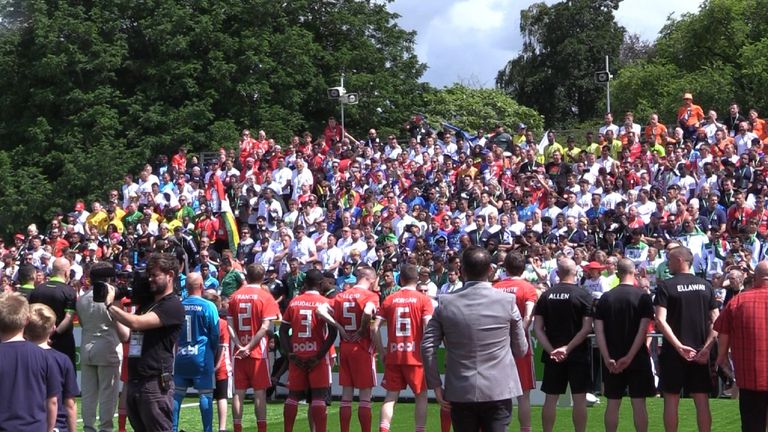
[175,295,220,377]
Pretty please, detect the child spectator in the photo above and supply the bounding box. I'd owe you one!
[25,302,80,432]
[204,289,233,432]
[0,292,62,431]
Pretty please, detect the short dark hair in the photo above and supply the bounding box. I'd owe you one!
[461,246,492,281]
[246,263,265,283]
[399,264,419,286]
[304,269,324,291]
[148,253,178,276]
[18,264,37,286]
[504,252,527,277]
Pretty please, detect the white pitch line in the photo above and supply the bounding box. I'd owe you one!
[77,403,199,422]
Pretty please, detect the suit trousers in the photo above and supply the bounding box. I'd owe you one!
[450,399,512,432]
[739,388,768,432]
[81,363,120,432]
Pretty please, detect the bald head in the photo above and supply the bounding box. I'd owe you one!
[754,261,768,288]
[556,258,578,283]
[186,272,203,296]
[51,258,71,279]
[616,258,636,282]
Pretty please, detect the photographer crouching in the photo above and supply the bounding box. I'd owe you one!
[100,252,185,431]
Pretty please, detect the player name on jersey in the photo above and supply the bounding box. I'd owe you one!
[676,284,706,292]
[549,293,570,300]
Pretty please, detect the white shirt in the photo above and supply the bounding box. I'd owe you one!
[319,246,343,270]
[290,237,317,269]
[273,167,293,194]
[735,132,758,155]
[599,124,619,136]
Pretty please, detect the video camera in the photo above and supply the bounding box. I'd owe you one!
[91,264,153,306]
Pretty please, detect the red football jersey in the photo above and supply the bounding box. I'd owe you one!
[333,287,380,352]
[227,285,280,359]
[493,277,538,317]
[283,291,331,357]
[215,318,232,381]
[378,288,434,365]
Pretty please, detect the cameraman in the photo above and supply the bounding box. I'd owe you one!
[105,253,185,431]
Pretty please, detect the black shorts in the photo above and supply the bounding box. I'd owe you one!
[214,378,229,400]
[602,366,656,399]
[541,360,590,395]
[658,351,712,394]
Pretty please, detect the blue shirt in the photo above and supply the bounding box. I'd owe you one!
[46,348,79,431]
[0,341,62,431]
[518,203,538,222]
[174,296,220,378]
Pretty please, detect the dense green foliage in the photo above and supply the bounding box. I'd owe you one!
[611,0,768,124]
[423,84,544,135]
[496,0,625,128]
[0,0,428,235]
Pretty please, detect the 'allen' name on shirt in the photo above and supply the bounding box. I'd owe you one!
[676,284,706,292]
[549,293,570,300]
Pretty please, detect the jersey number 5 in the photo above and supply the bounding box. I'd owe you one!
[394,306,411,337]
[342,301,357,331]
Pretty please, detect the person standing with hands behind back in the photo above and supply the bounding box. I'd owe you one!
[594,259,656,432]
[654,246,718,432]
[533,257,594,432]
[104,252,185,432]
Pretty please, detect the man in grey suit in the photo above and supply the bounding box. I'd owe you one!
[421,246,528,432]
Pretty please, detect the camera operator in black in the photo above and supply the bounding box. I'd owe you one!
[104,252,185,432]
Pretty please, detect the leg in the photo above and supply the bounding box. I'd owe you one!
[310,388,329,432]
[80,364,98,432]
[630,398,649,432]
[440,405,452,432]
[604,398,621,432]
[283,391,303,432]
[571,393,588,432]
[172,385,188,432]
[690,393,711,432]
[542,394,559,432]
[449,402,479,432]
[478,399,513,432]
[199,389,215,432]
[358,387,373,432]
[217,397,228,432]
[98,364,121,432]
[379,390,399,432]
[662,392,680,432]
[118,383,129,432]
[254,389,268,432]
[738,389,768,432]
[340,386,354,432]
[232,389,246,432]
[414,389,428,432]
[517,390,532,432]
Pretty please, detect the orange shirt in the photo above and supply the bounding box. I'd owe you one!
[752,118,767,141]
[677,104,705,126]
[644,124,668,144]
[377,288,434,365]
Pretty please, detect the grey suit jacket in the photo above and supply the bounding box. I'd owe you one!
[421,281,528,403]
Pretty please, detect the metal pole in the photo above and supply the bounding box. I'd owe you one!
[605,55,611,113]
[340,73,345,141]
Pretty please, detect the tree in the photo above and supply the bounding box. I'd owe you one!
[496,0,626,127]
[0,0,426,236]
[422,85,543,135]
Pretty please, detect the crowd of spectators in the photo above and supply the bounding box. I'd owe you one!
[1,95,765,303]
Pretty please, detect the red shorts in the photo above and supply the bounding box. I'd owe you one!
[515,352,535,391]
[287,356,331,391]
[381,363,425,394]
[233,357,271,391]
[339,346,377,389]
[120,343,128,382]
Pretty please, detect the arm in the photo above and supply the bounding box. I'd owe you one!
[65,397,77,432]
[55,311,75,335]
[420,310,444,391]
[693,308,720,364]
[551,317,593,362]
[315,303,349,340]
[235,318,272,358]
[509,302,529,358]
[594,319,615,372]
[47,396,57,431]
[615,318,651,372]
[107,306,164,332]
[533,315,555,354]
[372,316,386,362]
[523,300,535,330]
[716,333,734,379]
[655,305,697,360]
[115,321,130,343]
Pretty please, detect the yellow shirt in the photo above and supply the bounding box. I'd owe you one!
[543,142,564,162]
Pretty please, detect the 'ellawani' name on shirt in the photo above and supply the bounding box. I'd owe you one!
[676,284,705,292]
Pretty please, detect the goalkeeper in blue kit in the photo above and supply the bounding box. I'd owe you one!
[172,273,221,432]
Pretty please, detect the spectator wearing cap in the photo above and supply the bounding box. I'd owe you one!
[513,123,527,145]
[563,136,582,164]
[677,92,705,139]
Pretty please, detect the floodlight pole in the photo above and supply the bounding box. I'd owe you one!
[605,55,611,113]
[340,73,345,141]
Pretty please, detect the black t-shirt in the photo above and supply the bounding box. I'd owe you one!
[533,282,593,363]
[128,293,185,379]
[594,284,654,370]
[29,280,77,357]
[654,273,717,352]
